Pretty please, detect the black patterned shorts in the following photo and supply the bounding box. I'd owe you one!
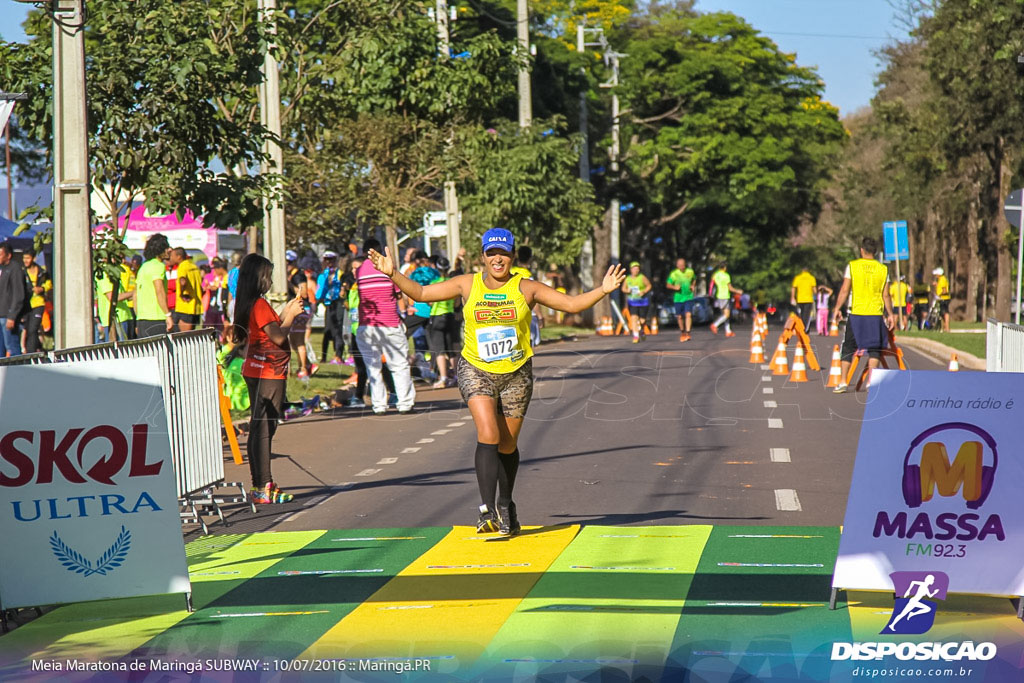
[457,358,534,419]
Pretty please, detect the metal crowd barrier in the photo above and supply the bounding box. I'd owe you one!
[0,329,251,533]
[986,318,1024,372]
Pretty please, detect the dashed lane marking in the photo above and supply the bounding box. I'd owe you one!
[402,447,421,454]
[446,422,465,427]
[774,489,802,511]
[761,376,772,382]
[430,429,451,435]
[769,448,791,463]
[377,457,398,465]
[768,418,783,429]
[760,364,771,371]
[763,400,777,408]
[356,468,381,477]
[417,438,435,444]
[763,388,774,394]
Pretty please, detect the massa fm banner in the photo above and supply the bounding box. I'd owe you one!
[0,359,190,609]
[833,370,1024,597]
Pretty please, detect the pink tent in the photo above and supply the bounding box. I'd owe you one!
[95,206,219,262]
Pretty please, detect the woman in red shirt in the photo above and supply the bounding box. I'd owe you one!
[232,254,304,504]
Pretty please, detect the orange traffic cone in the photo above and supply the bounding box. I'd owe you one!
[650,316,659,335]
[826,344,843,388]
[771,342,790,376]
[829,319,839,337]
[948,354,959,372]
[749,334,766,364]
[789,345,808,382]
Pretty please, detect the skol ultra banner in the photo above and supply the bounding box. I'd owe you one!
[833,369,1024,597]
[0,358,189,608]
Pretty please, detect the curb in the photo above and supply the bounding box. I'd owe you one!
[895,335,986,371]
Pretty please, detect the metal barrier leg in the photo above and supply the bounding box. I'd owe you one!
[185,591,194,613]
[829,587,838,610]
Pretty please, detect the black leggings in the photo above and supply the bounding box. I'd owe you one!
[22,306,44,353]
[322,299,345,360]
[245,376,286,488]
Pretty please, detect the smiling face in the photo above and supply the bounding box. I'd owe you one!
[630,264,640,276]
[483,247,514,279]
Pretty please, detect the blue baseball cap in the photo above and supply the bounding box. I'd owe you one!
[481,228,514,253]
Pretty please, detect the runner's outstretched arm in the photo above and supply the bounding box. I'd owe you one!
[368,247,469,302]
[526,265,626,313]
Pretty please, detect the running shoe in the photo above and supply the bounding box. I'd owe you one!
[347,396,364,408]
[431,378,448,389]
[330,357,344,365]
[309,363,320,377]
[631,337,640,344]
[833,383,848,394]
[679,333,690,342]
[497,502,521,536]
[297,370,309,380]
[251,483,293,504]
[388,393,398,407]
[477,504,498,533]
[710,323,718,335]
[724,331,736,338]
[343,356,355,366]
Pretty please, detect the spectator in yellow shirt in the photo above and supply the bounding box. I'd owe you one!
[889,276,911,331]
[790,268,817,331]
[931,267,951,333]
[169,247,203,331]
[21,249,51,352]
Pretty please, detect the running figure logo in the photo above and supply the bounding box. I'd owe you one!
[882,571,949,635]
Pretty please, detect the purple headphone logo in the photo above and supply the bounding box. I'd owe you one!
[901,422,997,510]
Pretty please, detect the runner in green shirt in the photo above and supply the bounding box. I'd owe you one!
[709,262,742,338]
[666,257,695,342]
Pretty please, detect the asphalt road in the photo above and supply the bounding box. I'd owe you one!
[206,322,948,537]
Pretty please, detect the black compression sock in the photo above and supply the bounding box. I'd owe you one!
[474,442,500,509]
[497,448,520,506]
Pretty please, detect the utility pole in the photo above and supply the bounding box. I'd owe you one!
[259,0,286,295]
[577,22,593,293]
[601,51,623,266]
[50,0,92,349]
[517,0,532,127]
[1,92,27,221]
[435,0,461,260]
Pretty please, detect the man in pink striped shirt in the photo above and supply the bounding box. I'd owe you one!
[356,238,416,414]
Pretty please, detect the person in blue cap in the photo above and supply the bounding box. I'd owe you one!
[368,228,626,536]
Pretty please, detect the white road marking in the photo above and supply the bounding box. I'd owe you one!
[430,430,451,435]
[417,438,435,444]
[775,489,802,511]
[760,364,771,371]
[770,448,791,463]
[401,447,421,454]
[761,376,772,382]
[763,400,777,408]
[377,457,398,465]
[447,422,465,427]
[768,418,783,429]
[356,468,381,477]
[763,387,774,394]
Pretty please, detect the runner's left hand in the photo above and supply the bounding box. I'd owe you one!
[602,264,627,294]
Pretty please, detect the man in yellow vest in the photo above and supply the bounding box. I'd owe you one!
[830,236,896,393]
[931,267,951,333]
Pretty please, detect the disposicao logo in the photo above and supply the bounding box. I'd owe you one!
[882,570,948,635]
[873,423,1004,542]
[831,571,996,663]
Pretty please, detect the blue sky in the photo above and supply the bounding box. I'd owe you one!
[0,0,907,116]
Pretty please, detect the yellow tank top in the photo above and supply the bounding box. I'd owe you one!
[461,272,533,373]
[849,258,889,316]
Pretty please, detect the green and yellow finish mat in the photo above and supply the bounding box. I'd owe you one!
[1,526,1022,682]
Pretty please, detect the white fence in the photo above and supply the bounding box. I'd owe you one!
[986,318,1024,373]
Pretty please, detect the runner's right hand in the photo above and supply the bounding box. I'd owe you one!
[367,247,396,278]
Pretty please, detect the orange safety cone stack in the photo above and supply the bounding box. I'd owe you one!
[826,345,843,388]
[789,345,808,382]
[749,334,766,364]
[771,342,790,376]
[948,354,959,372]
[829,318,839,337]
